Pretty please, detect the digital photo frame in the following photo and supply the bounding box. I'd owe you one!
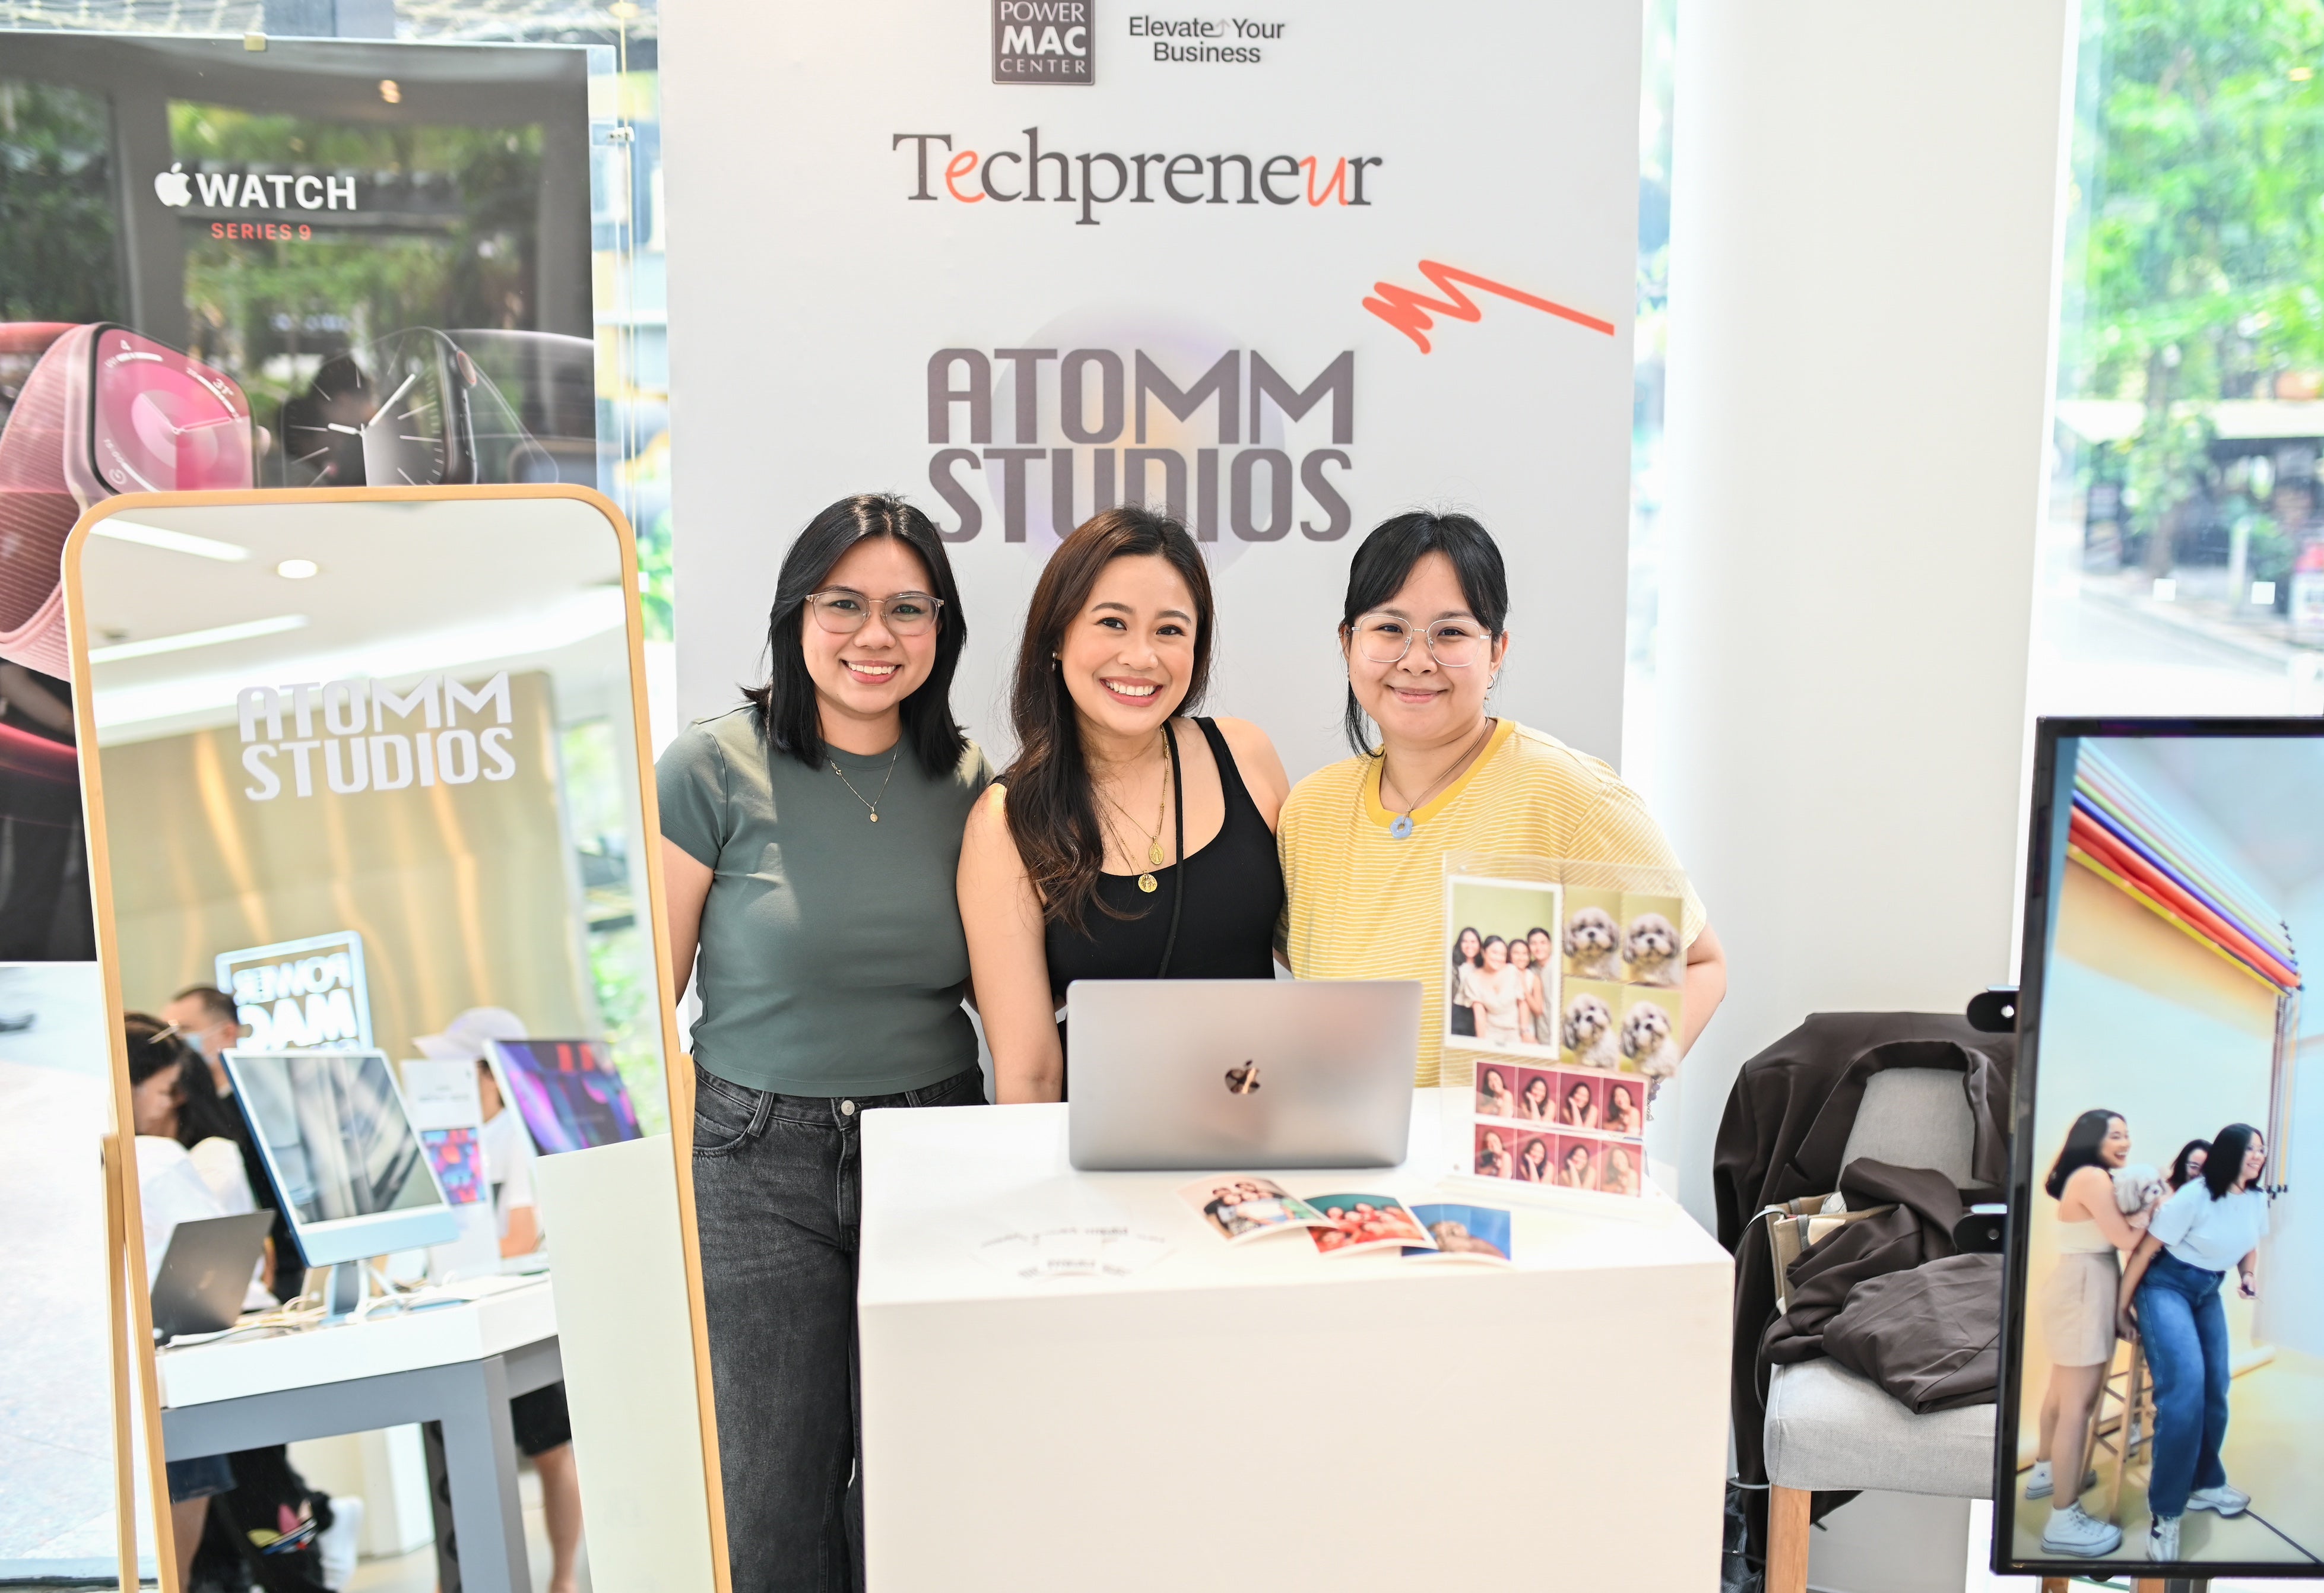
[1997,718,2316,1576]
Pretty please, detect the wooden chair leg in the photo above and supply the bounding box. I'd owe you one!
[2110,1338,2148,1524]
[1767,1484,1812,1593]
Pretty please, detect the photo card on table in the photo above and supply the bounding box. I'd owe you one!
[1558,978,1624,1070]
[1445,874,1564,1059]
[1305,1193,1436,1256]
[1178,1174,1331,1243]
[1619,892,1685,988]
[1406,1203,1514,1264]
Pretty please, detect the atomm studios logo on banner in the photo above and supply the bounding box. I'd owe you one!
[924,344,1354,545]
[994,0,1093,84]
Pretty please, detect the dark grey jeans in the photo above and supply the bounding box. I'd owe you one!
[690,1062,985,1593]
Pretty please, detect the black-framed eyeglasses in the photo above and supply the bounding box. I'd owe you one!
[1350,612,1491,667]
[806,589,945,637]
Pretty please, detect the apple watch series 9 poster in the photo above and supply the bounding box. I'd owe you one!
[0,34,596,959]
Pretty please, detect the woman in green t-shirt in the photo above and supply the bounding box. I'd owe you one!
[656,494,991,1593]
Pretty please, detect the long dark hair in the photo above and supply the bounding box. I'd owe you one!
[2202,1123,2263,1199]
[1337,510,1510,756]
[1002,506,1213,929]
[125,1011,242,1148]
[2167,1138,2210,1191]
[744,494,969,776]
[2044,1108,2124,1199]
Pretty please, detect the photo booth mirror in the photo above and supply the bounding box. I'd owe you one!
[2000,718,2317,1577]
[63,487,723,1593]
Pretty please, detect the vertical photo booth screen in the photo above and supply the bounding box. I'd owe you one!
[665,0,1646,779]
[2004,722,2319,1573]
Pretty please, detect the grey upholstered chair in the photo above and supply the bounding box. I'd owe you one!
[1762,1068,1993,1593]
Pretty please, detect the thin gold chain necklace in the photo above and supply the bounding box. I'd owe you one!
[1095,729,1171,892]
[830,744,902,822]
[1378,719,1494,840]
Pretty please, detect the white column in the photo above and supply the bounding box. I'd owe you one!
[1656,11,2073,1589]
[1659,0,2073,1221]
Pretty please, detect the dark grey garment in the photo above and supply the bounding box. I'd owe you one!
[1761,1158,1966,1366]
[689,1062,986,1593]
[657,707,993,1096]
[1823,1252,2003,1413]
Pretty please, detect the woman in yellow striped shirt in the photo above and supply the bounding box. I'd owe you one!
[1276,511,1727,1087]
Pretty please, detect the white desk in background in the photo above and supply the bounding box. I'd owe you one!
[159,1278,557,1593]
[858,1091,1735,1592]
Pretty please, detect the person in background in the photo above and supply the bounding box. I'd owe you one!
[658,494,991,1593]
[2119,1123,2271,1562]
[2167,1139,2210,1192]
[126,1016,270,1589]
[411,1007,582,1593]
[1276,512,1726,1089]
[959,506,1290,1102]
[161,985,245,1096]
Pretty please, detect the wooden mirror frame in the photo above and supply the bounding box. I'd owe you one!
[62,484,727,1593]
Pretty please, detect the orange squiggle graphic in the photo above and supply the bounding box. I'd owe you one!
[1363,261,1615,353]
[1300,156,1349,207]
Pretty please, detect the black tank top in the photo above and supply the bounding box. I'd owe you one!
[1045,717,1284,996]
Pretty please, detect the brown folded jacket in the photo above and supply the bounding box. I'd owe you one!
[1821,1252,2003,1413]
[1762,1159,1965,1364]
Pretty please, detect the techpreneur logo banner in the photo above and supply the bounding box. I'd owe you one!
[994,0,1094,84]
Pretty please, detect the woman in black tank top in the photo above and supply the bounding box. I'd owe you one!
[959,508,1291,1102]
[1043,716,1282,989]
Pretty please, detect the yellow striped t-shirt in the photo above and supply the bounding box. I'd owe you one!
[1277,719,1706,1087]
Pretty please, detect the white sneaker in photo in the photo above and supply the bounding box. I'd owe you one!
[2041,1505,2123,1558]
[2148,1514,2182,1561]
[2189,1483,2250,1517]
[2026,1460,2099,1500]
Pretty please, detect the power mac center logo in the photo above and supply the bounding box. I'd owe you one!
[994,0,1093,84]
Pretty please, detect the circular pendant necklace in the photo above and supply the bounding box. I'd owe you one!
[830,743,902,823]
[1378,720,1494,840]
[1098,730,1171,891]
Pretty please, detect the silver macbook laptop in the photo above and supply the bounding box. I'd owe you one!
[150,1210,273,1342]
[1067,979,1421,1171]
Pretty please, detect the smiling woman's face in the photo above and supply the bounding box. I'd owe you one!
[800,537,940,737]
[1341,550,1507,751]
[1059,553,1198,745]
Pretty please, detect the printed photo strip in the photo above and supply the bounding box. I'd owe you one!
[1445,874,1564,1059]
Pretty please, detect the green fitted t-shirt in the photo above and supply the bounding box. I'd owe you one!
[657,706,993,1097]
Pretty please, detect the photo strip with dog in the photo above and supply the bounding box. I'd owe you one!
[1441,858,1686,1197]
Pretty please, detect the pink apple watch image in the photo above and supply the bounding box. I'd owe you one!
[0,323,255,676]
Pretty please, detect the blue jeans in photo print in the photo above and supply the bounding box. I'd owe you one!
[2136,1247,2233,1521]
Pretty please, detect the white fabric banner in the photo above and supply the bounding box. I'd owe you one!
[664,0,1643,778]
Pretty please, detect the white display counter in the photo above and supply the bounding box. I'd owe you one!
[858,1093,1734,1591]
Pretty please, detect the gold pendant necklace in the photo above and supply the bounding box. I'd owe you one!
[830,744,902,823]
[1098,730,1171,891]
